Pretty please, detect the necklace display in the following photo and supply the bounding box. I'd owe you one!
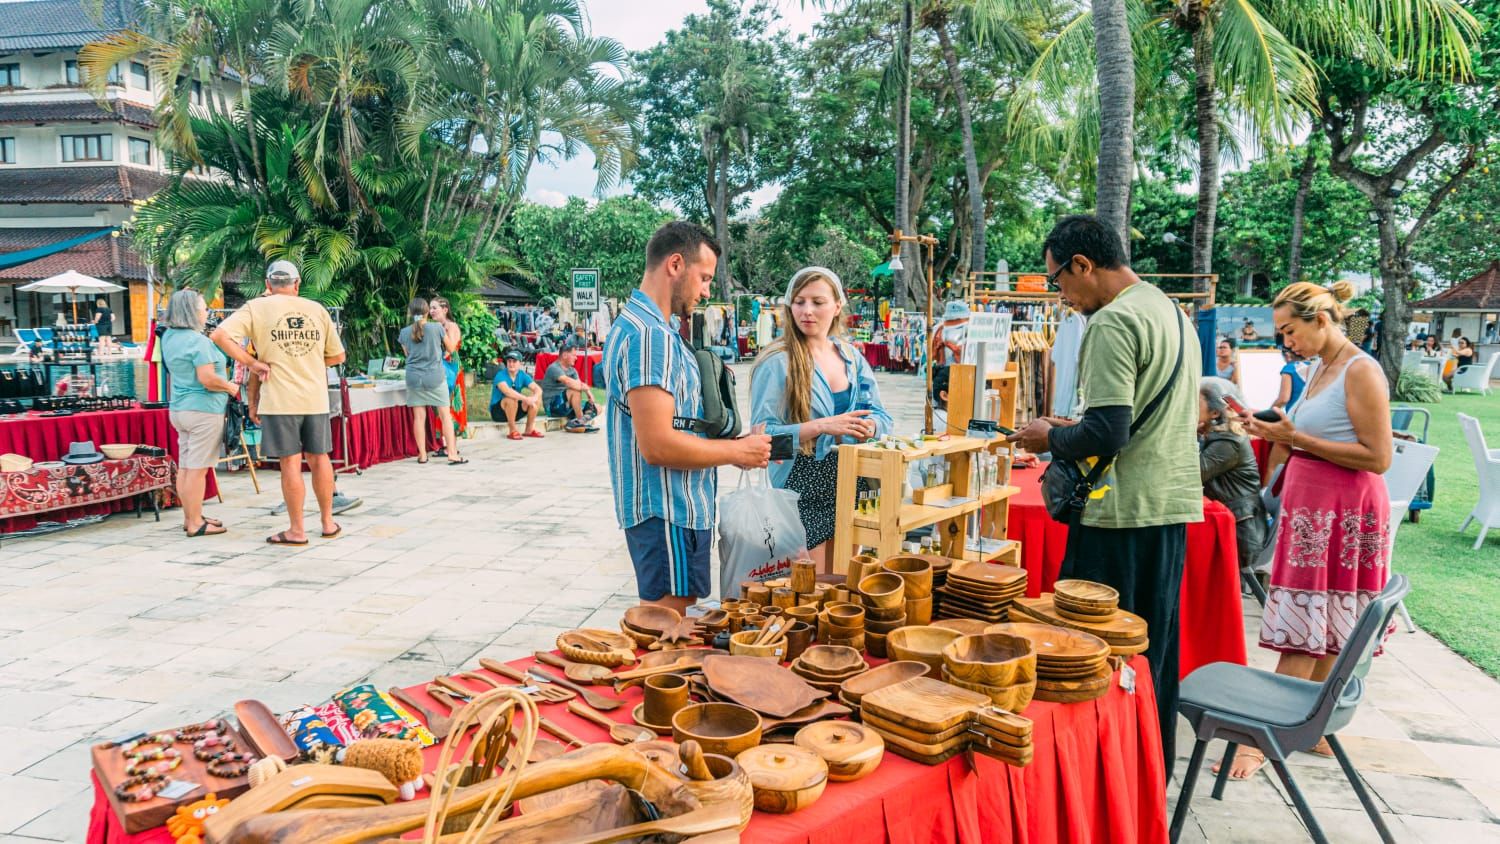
[111,718,255,803]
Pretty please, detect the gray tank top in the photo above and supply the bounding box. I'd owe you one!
[1290,352,1381,444]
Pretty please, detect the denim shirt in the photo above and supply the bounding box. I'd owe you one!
[750,339,894,489]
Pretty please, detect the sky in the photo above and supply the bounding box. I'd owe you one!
[523,0,826,210]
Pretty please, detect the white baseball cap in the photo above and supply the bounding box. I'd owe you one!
[265,259,300,280]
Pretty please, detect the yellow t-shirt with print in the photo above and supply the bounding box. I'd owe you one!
[219,295,344,415]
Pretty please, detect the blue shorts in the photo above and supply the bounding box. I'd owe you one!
[624,518,712,600]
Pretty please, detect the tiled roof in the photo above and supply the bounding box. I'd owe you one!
[0,226,145,281]
[478,277,538,302]
[0,166,168,203]
[1415,261,1500,312]
[0,99,155,129]
[0,0,136,51]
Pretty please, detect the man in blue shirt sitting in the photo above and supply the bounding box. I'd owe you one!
[491,351,544,441]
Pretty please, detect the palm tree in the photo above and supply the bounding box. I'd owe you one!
[1091,0,1133,255]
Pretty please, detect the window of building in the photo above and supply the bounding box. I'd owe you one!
[107,63,121,84]
[65,60,80,85]
[191,79,203,105]
[128,137,151,165]
[0,138,14,164]
[61,134,113,162]
[129,61,150,90]
[0,64,20,88]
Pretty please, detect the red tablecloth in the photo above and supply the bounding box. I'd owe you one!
[1250,437,1274,485]
[857,342,890,370]
[0,407,214,532]
[0,454,174,520]
[329,405,439,470]
[533,350,602,387]
[88,654,1166,844]
[1007,465,1247,678]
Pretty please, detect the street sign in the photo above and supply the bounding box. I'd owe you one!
[571,268,599,312]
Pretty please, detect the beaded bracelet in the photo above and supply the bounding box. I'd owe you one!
[124,745,181,765]
[192,734,235,761]
[113,771,166,803]
[205,751,256,779]
[116,733,174,755]
[124,756,182,777]
[175,719,228,742]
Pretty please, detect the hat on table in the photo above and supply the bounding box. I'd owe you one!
[0,453,32,473]
[61,440,104,465]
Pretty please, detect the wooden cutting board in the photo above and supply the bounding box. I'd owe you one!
[860,709,1029,749]
[984,622,1111,663]
[701,654,828,718]
[866,722,1033,767]
[860,677,1032,738]
[946,561,1028,588]
[1010,596,1147,643]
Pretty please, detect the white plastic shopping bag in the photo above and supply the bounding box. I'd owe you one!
[717,470,809,598]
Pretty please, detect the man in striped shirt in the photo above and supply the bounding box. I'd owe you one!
[604,222,772,612]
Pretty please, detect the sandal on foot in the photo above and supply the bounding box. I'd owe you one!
[185,517,224,533]
[1308,738,1335,758]
[417,455,429,464]
[524,430,544,438]
[266,532,308,546]
[507,432,523,440]
[186,522,227,537]
[321,523,342,539]
[447,457,469,465]
[1212,748,1267,780]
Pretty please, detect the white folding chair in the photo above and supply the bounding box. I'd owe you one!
[1458,413,1500,550]
[1383,439,1439,633]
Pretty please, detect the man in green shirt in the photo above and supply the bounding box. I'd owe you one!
[1009,215,1202,774]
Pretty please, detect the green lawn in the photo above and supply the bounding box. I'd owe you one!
[1390,390,1500,677]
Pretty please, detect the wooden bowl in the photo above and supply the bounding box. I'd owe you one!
[942,633,1036,687]
[1053,579,1119,610]
[941,667,1037,713]
[904,595,933,625]
[886,625,962,673]
[695,609,731,632]
[680,751,756,829]
[858,573,905,609]
[822,631,864,652]
[796,645,865,675]
[785,605,819,624]
[864,603,906,622]
[881,556,934,598]
[624,604,682,635]
[672,702,763,758]
[795,721,885,782]
[933,618,993,636]
[729,629,787,661]
[100,443,137,460]
[839,660,930,705]
[864,614,907,635]
[822,603,865,627]
[864,630,888,658]
[557,629,637,667]
[736,745,829,814]
[619,621,658,648]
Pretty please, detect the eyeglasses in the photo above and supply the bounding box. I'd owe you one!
[1044,261,1069,291]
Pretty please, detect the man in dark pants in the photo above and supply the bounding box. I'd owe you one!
[1009,215,1203,776]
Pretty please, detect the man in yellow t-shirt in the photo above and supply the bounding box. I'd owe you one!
[212,260,347,546]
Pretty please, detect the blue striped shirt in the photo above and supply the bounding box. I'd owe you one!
[604,290,717,530]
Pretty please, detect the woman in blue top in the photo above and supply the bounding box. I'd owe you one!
[750,266,893,571]
[160,289,241,537]
[1272,346,1307,412]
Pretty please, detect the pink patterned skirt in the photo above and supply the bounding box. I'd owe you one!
[1259,453,1391,658]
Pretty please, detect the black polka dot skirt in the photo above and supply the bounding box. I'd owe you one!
[785,450,869,550]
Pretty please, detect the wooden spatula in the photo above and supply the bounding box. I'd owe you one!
[481,659,576,703]
[524,665,625,711]
[534,651,615,684]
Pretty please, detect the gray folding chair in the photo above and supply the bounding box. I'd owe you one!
[1170,574,1410,844]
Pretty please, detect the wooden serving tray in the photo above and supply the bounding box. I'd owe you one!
[1033,664,1115,704]
[866,722,1033,767]
[701,654,828,719]
[946,561,1028,588]
[92,723,253,834]
[860,677,1032,738]
[984,622,1111,664]
[860,710,1029,749]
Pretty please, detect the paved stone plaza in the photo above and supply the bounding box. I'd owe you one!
[1,367,1497,841]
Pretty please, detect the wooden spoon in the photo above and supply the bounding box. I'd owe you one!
[538,717,590,748]
[567,701,654,744]
[388,686,452,739]
[535,651,615,684]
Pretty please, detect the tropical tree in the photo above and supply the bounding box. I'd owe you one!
[1090,0,1133,254]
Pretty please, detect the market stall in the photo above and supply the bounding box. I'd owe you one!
[328,383,439,471]
[533,348,603,387]
[0,404,211,533]
[1005,463,1247,677]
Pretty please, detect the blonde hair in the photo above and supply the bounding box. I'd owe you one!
[1273,280,1355,325]
[753,271,846,456]
[408,297,428,343]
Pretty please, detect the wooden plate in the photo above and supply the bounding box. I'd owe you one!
[1033,663,1114,703]
[701,654,829,719]
[933,619,993,635]
[796,645,866,675]
[983,622,1111,664]
[1010,596,1147,643]
[947,561,1028,588]
[933,589,1016,612]
[1054,604,1118,624]
[1052,579,1119,608]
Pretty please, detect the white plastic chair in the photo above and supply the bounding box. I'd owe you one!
[1383,439,1439,633]
[1458,413,1500,550]
[1451,354,1498,395]
[1400,349,1424,372]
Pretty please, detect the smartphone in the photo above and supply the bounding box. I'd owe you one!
[996,425,1016,437]
[770,432,796,461]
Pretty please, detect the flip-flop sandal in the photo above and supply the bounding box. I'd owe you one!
[184,518,224,533]
[447,457,470,465]
[321,524,342,539]
[507,432,523,440]
[266,532,308,546]
[417,456,429,464]
[524,430,544,438]
[186,522,227,537]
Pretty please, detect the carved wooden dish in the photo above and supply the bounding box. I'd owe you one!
[557,629,638,667]
[858,572,906,609]
[839,660,930,706]
[737,745,829,813]
[672,702,763,757]
[942,633,1036,687]
[886,626,963,673]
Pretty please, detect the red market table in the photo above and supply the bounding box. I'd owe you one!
[0,407,214,533]
[533,349,602,387]
[88,653,1167,844]
[1006,464,1247,678]
[328,386,439,470]
[857,341,891,370]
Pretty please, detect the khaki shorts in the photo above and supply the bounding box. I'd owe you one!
[170,410,224,469]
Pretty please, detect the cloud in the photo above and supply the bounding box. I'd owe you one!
[526,188,572,208]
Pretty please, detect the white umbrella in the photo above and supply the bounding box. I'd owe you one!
[19,270,125,321]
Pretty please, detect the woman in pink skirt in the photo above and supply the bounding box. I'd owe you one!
[1220,280,1392,780]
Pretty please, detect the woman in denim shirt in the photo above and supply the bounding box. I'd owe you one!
[751,267,893,571]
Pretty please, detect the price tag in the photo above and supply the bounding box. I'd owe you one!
[157,780,202,800]
[1119,664,1137,694]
